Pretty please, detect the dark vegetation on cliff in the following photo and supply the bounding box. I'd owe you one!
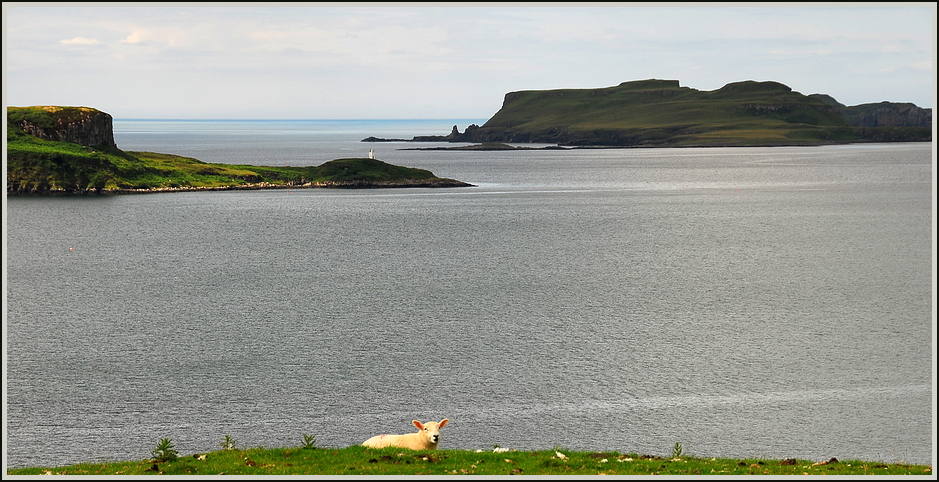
[364,79,931,147]
[6,106,472,194]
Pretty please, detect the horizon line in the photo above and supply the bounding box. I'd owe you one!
[113,117,491,122]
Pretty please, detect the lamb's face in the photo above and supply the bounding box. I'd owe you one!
[413,419,448,446]
[422,422,442,445]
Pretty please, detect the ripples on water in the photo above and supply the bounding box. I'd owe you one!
[4,121,934,468]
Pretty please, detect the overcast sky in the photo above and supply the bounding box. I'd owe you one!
[3,3,935,119]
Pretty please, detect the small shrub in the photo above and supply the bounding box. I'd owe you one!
[220,434,237,450]
[150,438,179,462]
[672,442,683,458]
[302,433,317,449]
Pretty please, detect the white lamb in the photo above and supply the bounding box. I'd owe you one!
[362,419,450,450]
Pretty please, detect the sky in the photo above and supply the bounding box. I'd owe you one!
[2,3,936,119]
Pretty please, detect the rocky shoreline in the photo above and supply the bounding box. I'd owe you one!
[7,178,475,195]
[400,142,569,151]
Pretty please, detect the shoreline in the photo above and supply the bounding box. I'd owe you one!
[6,177,476,196]
[383,140,933,151]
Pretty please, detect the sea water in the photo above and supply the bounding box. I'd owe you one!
[4,120,934,468]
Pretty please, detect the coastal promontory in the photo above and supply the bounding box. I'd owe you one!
[6,106,473,194]
[363,79,931,147]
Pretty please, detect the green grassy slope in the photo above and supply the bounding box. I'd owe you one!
[6,107,471,194]
[468,79,930,146]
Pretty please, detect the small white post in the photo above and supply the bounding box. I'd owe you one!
[368,149,374,159]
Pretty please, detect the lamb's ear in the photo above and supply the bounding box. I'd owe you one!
[439,419,449,428]
[412,420,424,430]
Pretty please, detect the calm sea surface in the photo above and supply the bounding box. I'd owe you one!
[4,120,935,468]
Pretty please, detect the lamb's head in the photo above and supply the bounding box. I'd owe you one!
[412,419,449,446]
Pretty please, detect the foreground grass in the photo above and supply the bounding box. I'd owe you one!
[7,446,932,476]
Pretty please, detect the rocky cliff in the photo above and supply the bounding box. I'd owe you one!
[10,106,116,147]
[809,95,932,127]
[847,103,932,127]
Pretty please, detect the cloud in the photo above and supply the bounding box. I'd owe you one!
[121,31,145,44]
[119,26,206,48]
[60,37,101,45]
[879,60,933,74]
[5,5,933,117]
[769,48,836,56]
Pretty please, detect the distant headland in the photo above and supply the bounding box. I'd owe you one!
[6,106,473,194]
[363,79,931,148]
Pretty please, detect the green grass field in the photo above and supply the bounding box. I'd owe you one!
[6,445,931,476]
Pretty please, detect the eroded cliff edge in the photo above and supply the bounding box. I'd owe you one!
[10,105,116,147]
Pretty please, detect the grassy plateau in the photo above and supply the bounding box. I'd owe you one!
[6,443,932,476]
[461,79,931,146]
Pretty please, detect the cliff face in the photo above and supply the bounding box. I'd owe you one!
[13,106,116,147]
[849,103,932,127]
[808,95,932,127]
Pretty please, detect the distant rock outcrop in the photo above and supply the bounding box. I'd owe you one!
[12,106,116,147]
[364,123,481,143]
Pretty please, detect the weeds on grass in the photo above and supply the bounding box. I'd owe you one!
[150,438,179,463]
[220,435,237,451]
[302,434,317,449]
[672,442,683,459]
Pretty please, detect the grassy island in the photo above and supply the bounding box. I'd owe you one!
[6,445,931,476]
[367,79,931,147]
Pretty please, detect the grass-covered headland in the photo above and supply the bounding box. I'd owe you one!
[6,441,932,476]
[371,79,932,147]
[6,106,472,194]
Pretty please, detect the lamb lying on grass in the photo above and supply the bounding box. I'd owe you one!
[362,419,449,450]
